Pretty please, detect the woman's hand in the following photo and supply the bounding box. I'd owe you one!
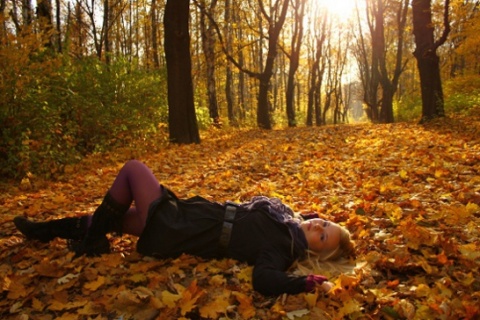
[305,274,328,292]
[319,281,334,293]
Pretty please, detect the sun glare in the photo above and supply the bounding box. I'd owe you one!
[315,0,359,22]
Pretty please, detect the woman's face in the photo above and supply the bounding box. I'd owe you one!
[300,218,341,257]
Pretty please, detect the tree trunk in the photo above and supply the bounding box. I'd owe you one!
[0,0,5,39]
[103,0,110,64]
[55,0,61,52]
[256,0,289,129]
[164,0,200,144]
[375,0,409,124]
[412,0,449,123]
[285,0,306,127]
[199,0,220,125]
[224,0,236,126]
[380,84,395,123]
[306,60,318,126]
[257,73,272,129]
[151,0,160,68]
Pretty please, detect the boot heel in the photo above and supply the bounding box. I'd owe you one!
[74,235,111,257]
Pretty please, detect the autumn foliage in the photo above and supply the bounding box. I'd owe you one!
[1,114,479,319]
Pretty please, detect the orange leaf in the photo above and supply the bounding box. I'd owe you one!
[232,291,256,319]
[180,280,205,316]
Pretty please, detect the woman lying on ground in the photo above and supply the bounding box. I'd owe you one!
[14,160,355,296]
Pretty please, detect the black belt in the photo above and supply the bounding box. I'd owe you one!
[219,204,237,252]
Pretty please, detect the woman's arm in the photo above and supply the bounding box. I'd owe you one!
[252,247,310,296]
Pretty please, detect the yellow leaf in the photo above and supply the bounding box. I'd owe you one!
[237,266,253,283]
[304,291,318,308]
[384,203,403,224]
[49,299,88,311]
[455,272,475,286]
[48,300,68,311]
[466,202,480,214]
[149,296,164,309]
[414,283,431,297]
[161,290,181,308]
[209,274,226,286]
[84,276,105,291]
[128,273,147,283]
[77,301,102,316]
[459,243,480,260]
[199,292,231,319]
[338,298,361,317]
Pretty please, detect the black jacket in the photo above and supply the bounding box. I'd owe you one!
[137,188,309,296]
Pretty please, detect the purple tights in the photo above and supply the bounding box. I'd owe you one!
[98,160,162,236]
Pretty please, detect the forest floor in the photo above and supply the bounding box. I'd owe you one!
[1,113,479,319]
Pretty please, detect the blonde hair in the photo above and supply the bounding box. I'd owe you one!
[322,225,355,261]
[293,225,356,277]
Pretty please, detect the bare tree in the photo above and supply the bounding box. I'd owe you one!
[377,0,409,123]
[197,0,220,125]
[201,0,290,129]
[285,0,306,127]
[224,0,236,126]
[353,2,381,122]
[306,9,328,126]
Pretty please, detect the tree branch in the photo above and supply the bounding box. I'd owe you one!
[434,0,451,49]
[193,0,261,79]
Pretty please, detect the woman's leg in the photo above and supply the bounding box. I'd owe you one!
[14,160,161,253]
[107,160,163,236]
[75,160,162,255]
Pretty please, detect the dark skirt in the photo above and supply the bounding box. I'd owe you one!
[136,187,226,259]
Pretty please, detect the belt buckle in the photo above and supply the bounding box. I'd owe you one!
[219,205,237,251]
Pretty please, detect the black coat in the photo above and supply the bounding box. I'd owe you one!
[137,188,309,296]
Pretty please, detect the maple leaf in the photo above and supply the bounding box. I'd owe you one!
[180,279,206,316]
[236,265,253,283]
[232,291,256,318]
[32,297,45,312]
[161,290,181,308]
[6,281,31,300]
[199,290,231,318]
[84,275,106,291]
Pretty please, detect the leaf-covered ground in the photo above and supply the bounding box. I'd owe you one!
[1,115,479,319]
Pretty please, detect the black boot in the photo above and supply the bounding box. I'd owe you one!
[13,216,89,243]
[74,192,130,257]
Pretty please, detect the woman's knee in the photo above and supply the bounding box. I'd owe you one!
[121,160,149,174]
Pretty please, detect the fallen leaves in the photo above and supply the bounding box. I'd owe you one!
[1,115,480,319]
